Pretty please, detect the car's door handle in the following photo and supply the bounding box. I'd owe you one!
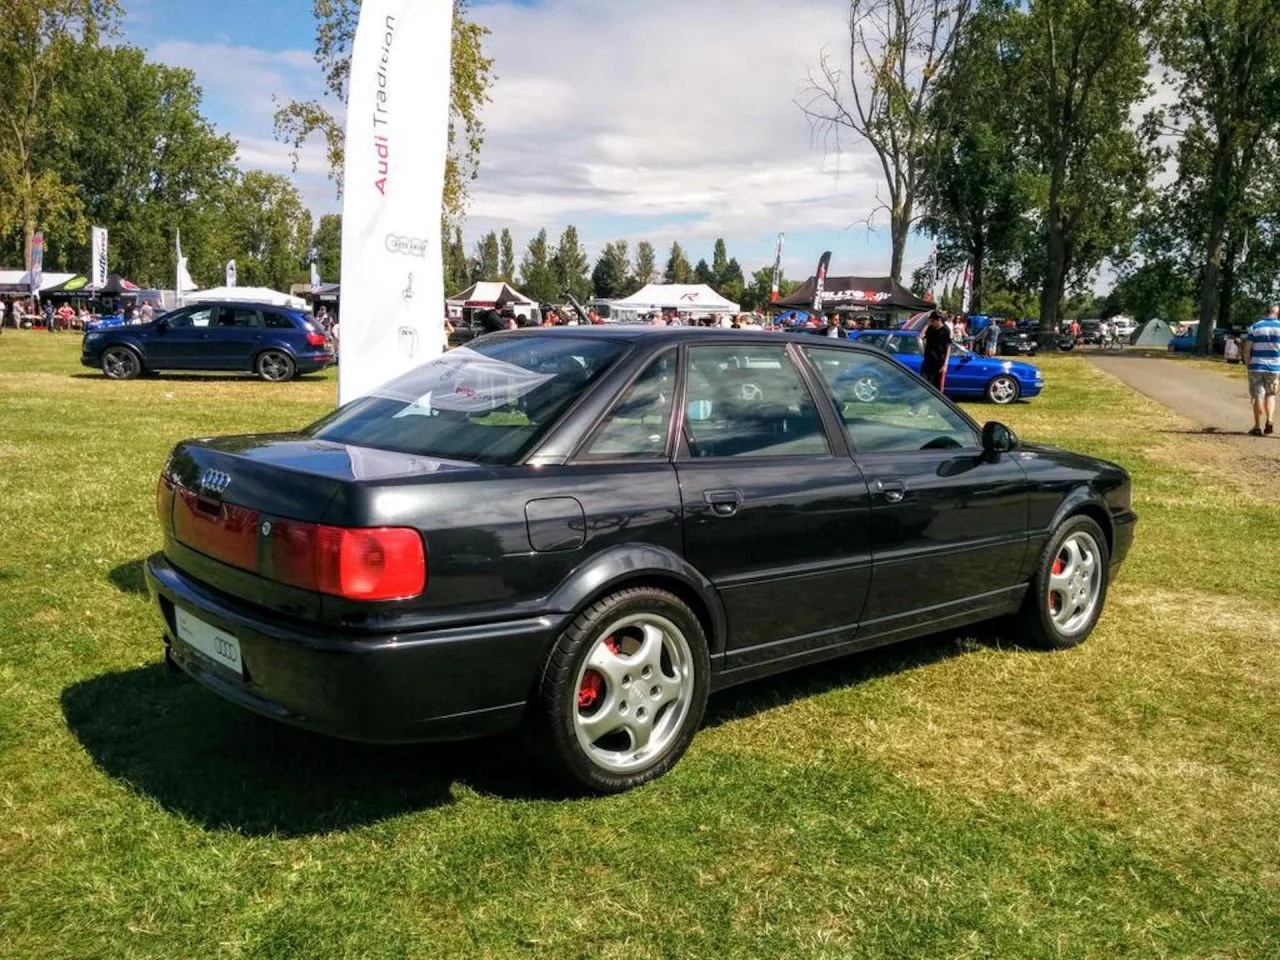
[199,333,211,340]
[875,478,907,503]
[704,489,743,517]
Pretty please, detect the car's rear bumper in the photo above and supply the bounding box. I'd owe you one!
[1110,510,1137,573]
[145,552,565,743]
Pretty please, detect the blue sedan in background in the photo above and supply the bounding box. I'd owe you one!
[82,300,334,382]
[853,330,1044,404]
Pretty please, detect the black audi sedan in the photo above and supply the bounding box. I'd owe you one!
[146,327,1136,792]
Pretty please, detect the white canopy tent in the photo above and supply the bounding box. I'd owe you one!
[0,270,78,295]
[187,286,309,310]
[446,281,536,307]
[612,284,739,314]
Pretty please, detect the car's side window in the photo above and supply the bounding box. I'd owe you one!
[889,334,922,355]
[216,307,261,328]
[579,353,677,460]
[263,311,295,330]
[166,307,213,329]
[803,347,978,454]
[683,344,830,459]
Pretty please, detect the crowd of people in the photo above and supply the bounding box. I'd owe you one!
[1,296,156,331]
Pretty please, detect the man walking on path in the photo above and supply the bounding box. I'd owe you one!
[1243,305,1280,436]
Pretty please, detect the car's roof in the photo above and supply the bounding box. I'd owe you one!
[502,326,883,349]
[183,299,304,311]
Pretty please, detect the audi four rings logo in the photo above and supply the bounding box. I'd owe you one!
[385,234,429,257]
[199,469,231,495]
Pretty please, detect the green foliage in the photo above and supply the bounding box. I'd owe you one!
[633,241,657,287]
[444,226,470,296]
[499,228,515,283]
[274,0,494,224]
[742,266,798,311]
[0,0,123,268]
[591,240,632,299]
[519,228,556,303]
[472,230,500,282]
[550,225,591,302]
[694,258,714,285]
[211,171,312,291]
[664,242,694,284]
[311,213,342,284]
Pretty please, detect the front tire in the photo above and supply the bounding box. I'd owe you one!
[529,587,710,793]
[1017,515,1110,650]
[101,346,143,380]
[256,349,295,382]
[986,374,1020,405]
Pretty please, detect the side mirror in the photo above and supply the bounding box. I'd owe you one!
[982,421,1017,458]
[154,318,169,332]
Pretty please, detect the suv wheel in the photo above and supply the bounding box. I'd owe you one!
[256,350,295,382]
[529,587,710,793]
[1017,515,1110,649]
[101,346,142,380]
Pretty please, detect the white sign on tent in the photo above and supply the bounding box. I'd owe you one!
[338,0,452,406]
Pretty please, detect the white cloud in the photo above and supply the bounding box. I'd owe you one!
[152,40,319,124]
[466,0,883,253]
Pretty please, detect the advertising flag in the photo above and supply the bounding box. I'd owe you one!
[339,0,452,406]
[960,262,973,314]
[175,229,197,305]
[29,232,44,294]
[769,232,785,303]
[811,251,832,313]
[310,258,322,295]
[225,260,237,287]
[91,227,109,289]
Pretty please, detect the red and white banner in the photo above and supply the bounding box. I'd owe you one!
[339,0,452,406]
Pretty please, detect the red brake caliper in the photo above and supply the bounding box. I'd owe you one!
[578,636,619,710]
[1049,555,1065,612]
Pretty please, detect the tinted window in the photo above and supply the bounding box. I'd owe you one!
[263,311,297,329]
[167,307,214,329]
[683,344,829,459]
[804,347,978,453]
[887,334,922,355]
[310,336,626,464]
[580,353,676,460]
[217,307,260,328]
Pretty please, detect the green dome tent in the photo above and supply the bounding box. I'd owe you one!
[1132,318,1174,348]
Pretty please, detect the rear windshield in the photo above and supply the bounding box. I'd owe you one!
[308,336,626,464]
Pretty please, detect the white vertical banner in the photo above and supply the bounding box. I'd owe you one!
[91,227,109,289]
[225,260,237,287]
[339,0,452,406]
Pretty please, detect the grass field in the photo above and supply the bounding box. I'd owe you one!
[2,331,1278,959]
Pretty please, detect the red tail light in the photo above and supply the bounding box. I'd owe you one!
[305,332,327,348]
[268,519,425,600]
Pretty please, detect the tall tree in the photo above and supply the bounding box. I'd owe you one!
[917,9,1028,314]
[694,258,714,285]
[274,0,494,223]
[720,257,746,305]
[664,242,694,284]
[0,0,122,270]
[551,225,591,301]
[799,0,972,283]
[519,228,556,302]
[499,227,515,282]
[1002,0,1152,334]
[312,213,342,284]
[444,226,470,295]
[1153,0,1280,353]
[591,240,632,299]
[473,230,499,280]
[39,43,238,284]
[633,241,658,286]
[711,238,730,283]
[216,171,313,290]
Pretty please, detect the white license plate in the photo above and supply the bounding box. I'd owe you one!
[175,607,243,675]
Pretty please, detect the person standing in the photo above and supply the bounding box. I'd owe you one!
[983,318,1000,357]
[921,311,952,391]
[1243,305,1280,436]
[44,300,55,332]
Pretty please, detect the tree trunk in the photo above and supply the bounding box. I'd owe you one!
[889,209,908,286]
[1196,209,1227,355]
[970,234,986,314]
[1039,210,1067,342]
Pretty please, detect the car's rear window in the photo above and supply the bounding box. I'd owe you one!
[308,336,626,464]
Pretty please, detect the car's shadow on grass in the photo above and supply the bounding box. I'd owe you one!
[70,374,329,383]
[61,664,554,838]
[108,559,148,596]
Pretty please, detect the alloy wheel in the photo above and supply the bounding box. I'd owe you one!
[102,347,140,380]
[1047,531,1103,635]
[573,613,695,774]
[988,376,1019,404]
[258,351,294,382]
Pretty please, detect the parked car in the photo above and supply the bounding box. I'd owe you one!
[82,301,334,381]
[854,330,1044,404]
[1168,327,1228,355]
[146,327,1133,793]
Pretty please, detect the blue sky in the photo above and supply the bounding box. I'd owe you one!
[129,0,939,287]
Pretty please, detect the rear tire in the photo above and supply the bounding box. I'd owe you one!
[1017,515,1110,650]
[101,346,143,380]
[256,350,295,382]
[527,587,710,793]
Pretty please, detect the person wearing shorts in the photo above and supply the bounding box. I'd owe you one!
[1243,305,1280,436]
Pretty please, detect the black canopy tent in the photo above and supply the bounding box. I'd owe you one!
[774,275,933,314]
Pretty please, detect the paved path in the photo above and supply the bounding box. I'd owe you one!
[1087,353,1280,463]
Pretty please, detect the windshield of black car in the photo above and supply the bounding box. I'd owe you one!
[308,337,626,464]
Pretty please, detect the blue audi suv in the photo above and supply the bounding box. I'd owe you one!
[82,301,335,382]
